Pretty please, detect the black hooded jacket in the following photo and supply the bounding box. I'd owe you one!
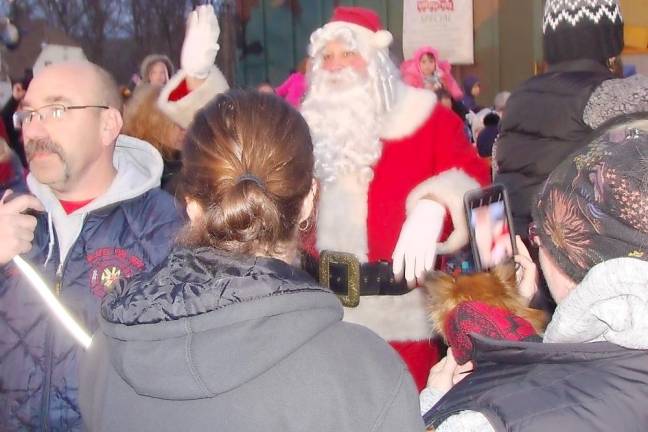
[494,59,612,235]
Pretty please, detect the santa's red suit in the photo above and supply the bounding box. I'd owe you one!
[306,83,489,390]
[302,6,490,391]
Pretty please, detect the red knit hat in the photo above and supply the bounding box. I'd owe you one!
[314,6,393,52]
[444,301,539,365]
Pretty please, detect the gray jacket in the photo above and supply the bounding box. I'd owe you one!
[79,247,424,431]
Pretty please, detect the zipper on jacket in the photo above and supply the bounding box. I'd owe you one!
[54,273,61,296]
[39,268,62,432]
[39,213,86,431]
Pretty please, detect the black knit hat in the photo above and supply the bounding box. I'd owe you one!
[533,117,648,282]
[543,0,624,64]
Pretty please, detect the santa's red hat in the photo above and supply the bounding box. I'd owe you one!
[315,6,393,52]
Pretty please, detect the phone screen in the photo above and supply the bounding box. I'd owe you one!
[469,191,514,270]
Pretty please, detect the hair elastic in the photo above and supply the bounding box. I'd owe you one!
[235,173,266,190]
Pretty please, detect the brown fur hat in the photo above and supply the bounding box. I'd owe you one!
[425,264,546,363]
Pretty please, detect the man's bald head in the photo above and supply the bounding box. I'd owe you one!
[92,64,123,113]
[29,61,122,112]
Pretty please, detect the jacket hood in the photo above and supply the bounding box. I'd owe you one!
[97,247,343,400]
[410,46,451,77]
[462,75,480,95]
[139,54,175,83]
[28,135,163,215]
[27,135,164,264]
[413,46,439,65]
[544,258,648,348]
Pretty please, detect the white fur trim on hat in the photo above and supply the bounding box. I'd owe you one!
[322,21,393,49]
[310,21,394,61]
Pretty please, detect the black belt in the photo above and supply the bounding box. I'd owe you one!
[302,251,409,307]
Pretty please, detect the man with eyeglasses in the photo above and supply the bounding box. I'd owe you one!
[0,61,183,431]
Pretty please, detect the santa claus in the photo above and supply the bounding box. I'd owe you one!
[300,6,490,390]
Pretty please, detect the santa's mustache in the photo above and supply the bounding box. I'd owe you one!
[25,138,65,161]
[313,67,364,91]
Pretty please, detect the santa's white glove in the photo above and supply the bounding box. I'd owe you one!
[392,199,445,287]
[181,5,220,79]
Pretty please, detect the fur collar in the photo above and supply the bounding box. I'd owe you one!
[157,66,229,129]
[380,83,437,141]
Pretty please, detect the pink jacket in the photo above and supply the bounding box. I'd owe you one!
[400,46,463,100]
[275,72,307,108]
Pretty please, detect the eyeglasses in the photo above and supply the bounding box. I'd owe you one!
[528,222,540,247]
[13,104,109,129]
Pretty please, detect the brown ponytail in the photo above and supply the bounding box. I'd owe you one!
[179,90,314,256]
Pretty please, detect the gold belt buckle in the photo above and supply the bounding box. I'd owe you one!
[319,250,360,308]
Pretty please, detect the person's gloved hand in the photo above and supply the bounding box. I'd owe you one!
[181,5,220,79]
[392,199,445,287]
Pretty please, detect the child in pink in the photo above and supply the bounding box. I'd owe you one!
[400,46,463,100]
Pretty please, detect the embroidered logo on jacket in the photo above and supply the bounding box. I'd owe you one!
[87,247,145,298]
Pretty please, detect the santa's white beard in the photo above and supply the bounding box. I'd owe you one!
[301,68,384,260]
[301,68,383,185]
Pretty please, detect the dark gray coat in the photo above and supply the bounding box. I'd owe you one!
[79,247,424,432]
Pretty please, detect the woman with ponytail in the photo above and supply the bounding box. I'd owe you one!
[79,90,424,432]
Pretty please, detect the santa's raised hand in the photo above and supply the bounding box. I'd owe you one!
[181,4,220,79]
[392,199,445,287]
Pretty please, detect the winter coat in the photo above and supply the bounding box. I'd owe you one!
[476,124,499,157]
[461,75,480,113]
[0,136,184,431]
[421,258,648,432]
[494,59,613,236]
[308,83,490,391]
[79,247,425,432]
[400,47,463,100]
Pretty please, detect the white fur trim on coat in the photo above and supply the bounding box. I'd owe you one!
[380,84,437,141]
[316,174,370,261]
[343,289,432,341]
[406,168,480,254]
[157,65,229,129]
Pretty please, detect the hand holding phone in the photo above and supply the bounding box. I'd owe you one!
[514,236,538,304]
[464,184,517,271]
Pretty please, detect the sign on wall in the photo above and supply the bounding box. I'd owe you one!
[403,0,474,64]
